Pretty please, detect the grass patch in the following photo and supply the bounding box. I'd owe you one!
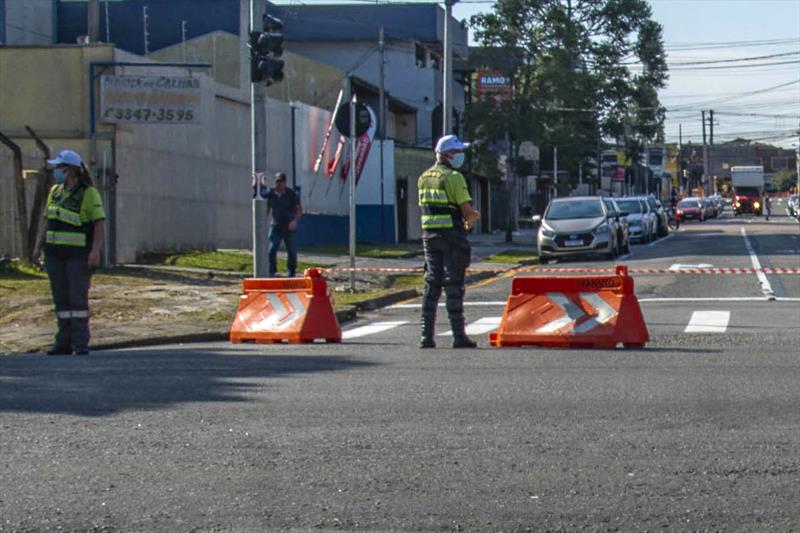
[332,288,398,309]
[484,249,538,264]
[390,274,424,288]
[0,261,50,299]
[139,250,325,273]
[306,243,422,258]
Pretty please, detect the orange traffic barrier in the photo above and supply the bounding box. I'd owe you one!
[489,265,648,349]
[230,268,341,344]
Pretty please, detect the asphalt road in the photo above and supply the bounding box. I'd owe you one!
[1,208,798,532]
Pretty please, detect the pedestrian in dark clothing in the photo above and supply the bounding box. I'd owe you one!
[265,172,303,277]
[765,195,771,220]
[418,135,481,349]
[33,149,105,355]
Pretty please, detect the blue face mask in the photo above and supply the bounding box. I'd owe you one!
[53,168,67,184]
[449,153,465,169]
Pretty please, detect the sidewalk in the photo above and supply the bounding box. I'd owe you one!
[1,230,537,354]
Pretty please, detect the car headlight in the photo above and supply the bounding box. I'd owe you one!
[753,201,760,208]
[540,224,556,238]
[593,222,611,235]
[735,202,741,207]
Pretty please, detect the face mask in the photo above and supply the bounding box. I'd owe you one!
[53,168,67,184]
[449,153,465,169]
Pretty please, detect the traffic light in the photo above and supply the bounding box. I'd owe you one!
[249,14,284,85]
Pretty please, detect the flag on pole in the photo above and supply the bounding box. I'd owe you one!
[313,89,344,174]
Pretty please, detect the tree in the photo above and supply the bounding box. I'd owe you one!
[772,169,798,192]
[466,0,668,191]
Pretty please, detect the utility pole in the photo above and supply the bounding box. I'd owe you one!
[87,0,100,42]
[104,0,111,42]
[181,20,188,63]
[143,6,150,55]
[378,26,386,242]
[709,109,714,194]
[348,82,357,293]
[701,110,708,195]
[442,0,458,136]
[250,0,269,277]
[553,146,558,198]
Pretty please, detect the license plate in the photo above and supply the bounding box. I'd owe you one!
[565,239,583,247]
[684,214,694,218]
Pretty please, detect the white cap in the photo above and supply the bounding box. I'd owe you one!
[47,149,83,167]
[435,134,470,154]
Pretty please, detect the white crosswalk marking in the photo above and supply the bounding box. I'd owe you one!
[685,311,730,333]
[438,316,503,337]
[343,320,408,340]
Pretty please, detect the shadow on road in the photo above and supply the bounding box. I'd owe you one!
[0,349,376,417]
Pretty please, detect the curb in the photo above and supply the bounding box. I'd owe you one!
[31,266,522,353]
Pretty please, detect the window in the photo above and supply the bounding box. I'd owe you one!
[771,157,788,171]
[415,43,426,68]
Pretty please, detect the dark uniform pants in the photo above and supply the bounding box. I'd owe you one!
[45,252,92,351]
[421,229,471,337]
[268,224,298,277]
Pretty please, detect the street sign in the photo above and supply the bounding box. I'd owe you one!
[476,70,513,94]
[100,75,201,124]
[334,101,371,138]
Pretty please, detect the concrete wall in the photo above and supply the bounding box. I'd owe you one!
[395,147,433,241]
[3,0,54,45]
[148,31,243,89]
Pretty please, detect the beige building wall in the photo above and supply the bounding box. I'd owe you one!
[395,147,433,241]
[148,31,244,90]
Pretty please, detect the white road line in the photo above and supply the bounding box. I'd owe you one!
[647,232,676,247]
[740,227,775,300]
[390,301,507,309]
[685,311,731,333]
[438,316,502,337]
[639,297,769,303]
[342,320,408,339]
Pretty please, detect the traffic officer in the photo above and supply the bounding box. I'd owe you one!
[418,135,481,349]
[33,149,105,355]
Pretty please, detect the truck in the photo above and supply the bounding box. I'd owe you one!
[731,166,764,216]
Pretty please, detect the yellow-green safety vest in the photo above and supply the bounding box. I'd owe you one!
[45,183,91,248]
[418,164,460,230]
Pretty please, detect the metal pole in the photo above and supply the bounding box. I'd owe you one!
[348,82,357,292]
[251,0,269,277]
[88,0,100,42]
[104,0,111,42]
[709,109,714,194]
[553,145,558,197]
[181,20,188,63]
[143,6,150,55]
[442,0,457,136]
[378,25,386,242]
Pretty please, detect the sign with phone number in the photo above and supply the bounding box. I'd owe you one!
[100,75,201,124]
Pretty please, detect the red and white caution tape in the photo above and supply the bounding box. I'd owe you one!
[321,266,799,275]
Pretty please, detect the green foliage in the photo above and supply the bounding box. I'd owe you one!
[772,170,798,192]
[467,0,668,183]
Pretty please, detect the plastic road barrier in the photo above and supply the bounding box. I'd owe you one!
[489,265,649,349]
[230,268,341,344]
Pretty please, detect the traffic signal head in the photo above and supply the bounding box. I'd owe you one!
[249,14,284,85]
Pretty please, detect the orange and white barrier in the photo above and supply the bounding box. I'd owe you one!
[229,268,341,344]
[489,265,648,349]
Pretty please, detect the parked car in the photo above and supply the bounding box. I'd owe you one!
[787,194,799,219]
[702,197,717,219]
[709,194,725,214]
[635,195,669,237]
[615,197,656,243]
[677,197,705,222]
[533,196,624,261]
[602,197,631,255]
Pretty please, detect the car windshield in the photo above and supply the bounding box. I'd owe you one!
[616,200,642,213]
[546,200,604,220]
[679,199,700,208]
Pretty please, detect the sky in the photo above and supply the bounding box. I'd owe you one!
[451,0,800,149]
[278,0,800,149]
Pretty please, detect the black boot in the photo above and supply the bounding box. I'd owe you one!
[47,346,72,356]
[445,285,477,349]
[419,284,441,349]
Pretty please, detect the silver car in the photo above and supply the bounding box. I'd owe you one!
[533,197,622,261]
[616,198,655,243]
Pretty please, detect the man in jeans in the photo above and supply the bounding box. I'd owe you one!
[266,172,303,277]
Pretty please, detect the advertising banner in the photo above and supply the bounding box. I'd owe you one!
[100,75,201,124]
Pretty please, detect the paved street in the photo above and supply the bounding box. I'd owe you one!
[1,210,799,531]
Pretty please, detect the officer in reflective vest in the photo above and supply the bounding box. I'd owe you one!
[33,150,105,355]
[418,135,481,349]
